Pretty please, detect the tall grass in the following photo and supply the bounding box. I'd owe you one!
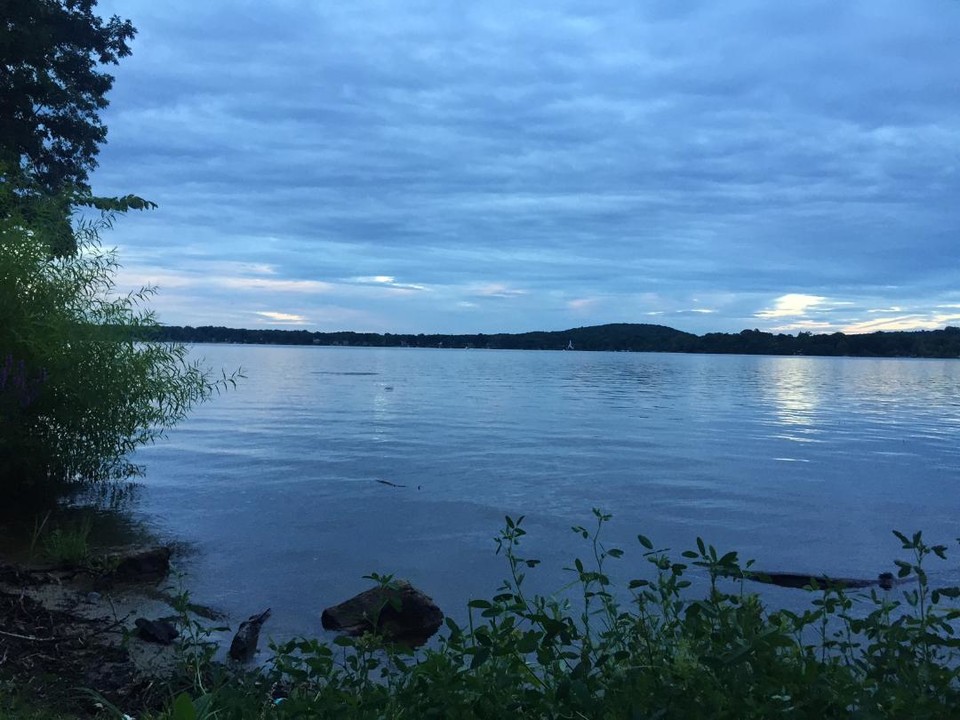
[40,517,93,566]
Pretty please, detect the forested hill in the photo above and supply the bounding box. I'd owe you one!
[147,323,960,358]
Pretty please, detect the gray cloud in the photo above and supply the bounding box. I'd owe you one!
[93,0,960,333]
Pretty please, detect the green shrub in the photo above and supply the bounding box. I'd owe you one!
[150,512,960,720]
[0,184,237,500]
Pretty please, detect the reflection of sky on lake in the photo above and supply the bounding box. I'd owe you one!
[762,359,819,427]
[134,347,960,645]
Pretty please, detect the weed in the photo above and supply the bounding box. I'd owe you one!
[127,512,960,719]
[41,517,92,566]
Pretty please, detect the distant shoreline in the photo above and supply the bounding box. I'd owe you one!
[145,322,960,359]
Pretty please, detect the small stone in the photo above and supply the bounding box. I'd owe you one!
[134,617,178,645]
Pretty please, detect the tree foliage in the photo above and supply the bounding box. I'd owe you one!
[0,0,134,191]
[149,322,960,358]
[0,3,235,502]
[0,0,136,254]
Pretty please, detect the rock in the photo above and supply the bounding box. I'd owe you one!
[229,608,271,662]
[134,617,178,645]
[105,547,172,582]
[321,580,443,646]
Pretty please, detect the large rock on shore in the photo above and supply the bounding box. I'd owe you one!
[321,580,443,646]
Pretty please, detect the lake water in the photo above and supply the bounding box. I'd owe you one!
[133,346,960,643]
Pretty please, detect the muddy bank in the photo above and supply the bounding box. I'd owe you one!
[0,555,224,718]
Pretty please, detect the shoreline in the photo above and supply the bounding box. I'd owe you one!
[0,547,226,718]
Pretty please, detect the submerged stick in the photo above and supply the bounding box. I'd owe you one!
[737,570,897,590]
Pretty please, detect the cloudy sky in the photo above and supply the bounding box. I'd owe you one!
[91,0,960,335]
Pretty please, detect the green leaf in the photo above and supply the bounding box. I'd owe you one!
[894,560,913,578]
[515,631,540,654]
[470,647,490,669]
[637,534,654,550]
[934,586,960,599]
[171,693,197,720]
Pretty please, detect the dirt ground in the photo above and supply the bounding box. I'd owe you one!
[0,560,219,718]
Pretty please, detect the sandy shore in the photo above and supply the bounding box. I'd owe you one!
[0,554,226,718]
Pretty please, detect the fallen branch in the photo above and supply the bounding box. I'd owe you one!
[375,479,407,488]
[85,613,131,640]
[0,628,57,642]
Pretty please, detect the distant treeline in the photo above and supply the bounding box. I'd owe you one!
[144,323,960,358]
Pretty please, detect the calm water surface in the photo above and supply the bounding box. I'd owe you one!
[133,346,960,642]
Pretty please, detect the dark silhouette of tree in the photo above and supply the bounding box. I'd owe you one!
[143,323,960,359]
[0,0,136,254]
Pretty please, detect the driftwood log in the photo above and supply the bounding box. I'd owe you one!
[229,608,271,662]
[738,571,896,590]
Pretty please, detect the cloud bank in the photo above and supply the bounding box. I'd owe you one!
[94,0,960,333]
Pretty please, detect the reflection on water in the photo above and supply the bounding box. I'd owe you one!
[761,359,821,427]
[133,347,960,643]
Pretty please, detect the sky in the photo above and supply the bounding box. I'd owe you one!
[91,0,960,335]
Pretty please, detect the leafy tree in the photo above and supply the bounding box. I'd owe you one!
[0,4,239,503]
[0,0,136,254]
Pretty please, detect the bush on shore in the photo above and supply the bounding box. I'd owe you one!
[0,182,236,502]
[140,512,960,720]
